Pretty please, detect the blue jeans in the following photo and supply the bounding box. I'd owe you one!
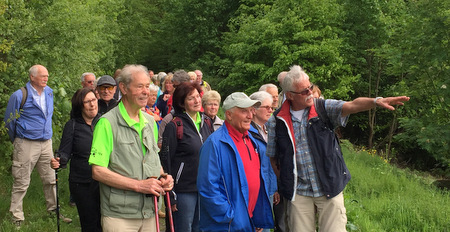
[173,192,199,232]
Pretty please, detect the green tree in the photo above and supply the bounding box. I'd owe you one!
[219,0,358,98]
[391,0,450,174]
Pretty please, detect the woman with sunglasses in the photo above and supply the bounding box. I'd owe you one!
[50,88,101,232]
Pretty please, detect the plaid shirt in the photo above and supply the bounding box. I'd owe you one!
[266,99,348,197]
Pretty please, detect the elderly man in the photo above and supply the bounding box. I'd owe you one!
[4,64,71,227]
[194,69,211,92]
[89,64,174,232]
[259,83,279,110]
[197,92,274,232]
[96,75,118,115]
[266,65,410,232]
[81,72,96,90]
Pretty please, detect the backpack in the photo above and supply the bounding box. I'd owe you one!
[172,115,213,140]
[20,86,27,109]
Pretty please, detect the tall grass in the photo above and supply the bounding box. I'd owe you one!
[0,168,80,232]
[0,140,448,231]
[342,140,450,231]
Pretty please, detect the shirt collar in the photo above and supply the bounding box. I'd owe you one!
[118,101,148,128]
[225,120,249,142]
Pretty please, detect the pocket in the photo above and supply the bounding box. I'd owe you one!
[109,188,140,214]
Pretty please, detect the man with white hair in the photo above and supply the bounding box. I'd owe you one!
[266,65,410,232]
[4,64,72,227]
[197,92,274,232]
[89,64,174,232]
[81,72,96,90]
[259,83,279,110]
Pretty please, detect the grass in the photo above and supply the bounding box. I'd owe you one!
[0,140,448,231]
[342,140,450,231]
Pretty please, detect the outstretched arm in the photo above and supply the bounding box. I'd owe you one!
[342,96,410,117]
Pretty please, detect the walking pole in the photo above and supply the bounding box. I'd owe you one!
[165,191,175,232]
[146,176,160,231]
[55,163,60,232]
[154,195,160,231]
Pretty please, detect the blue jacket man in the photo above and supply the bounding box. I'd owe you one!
[3,65,70,227]
[197,92,274,232]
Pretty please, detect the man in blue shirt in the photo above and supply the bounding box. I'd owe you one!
[4,64,71,227]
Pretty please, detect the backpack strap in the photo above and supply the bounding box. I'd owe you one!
[203,116,214,133]
[314,98,333,129]
[173,117,183,140]
[20,86,27,109]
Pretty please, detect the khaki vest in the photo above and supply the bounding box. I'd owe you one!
[100,107,161,218]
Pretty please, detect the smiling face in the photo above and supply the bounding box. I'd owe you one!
[204,99,219,118]
[82,92,98,120]
[226,107,254,134]
[184,89,202,115]
[164,79,174,93]
[121,71,151,110]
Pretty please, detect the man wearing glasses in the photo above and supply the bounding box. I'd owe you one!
[266,65,410,232]
[96,75,118,115]
[81,72,96,90]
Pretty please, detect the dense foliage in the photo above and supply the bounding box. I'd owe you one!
[0,0,448,177]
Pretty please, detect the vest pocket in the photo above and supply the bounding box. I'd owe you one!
[109,188,140,214]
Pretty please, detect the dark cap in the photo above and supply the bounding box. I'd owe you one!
[97,75,116,86]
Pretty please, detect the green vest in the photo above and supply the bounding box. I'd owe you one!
[100,106,161,219]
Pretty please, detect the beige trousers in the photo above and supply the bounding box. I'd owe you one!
[9,138,56,221]
[287,192,347,232]
[102,216,157,232]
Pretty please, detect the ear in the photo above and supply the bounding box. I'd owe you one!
[285,92,293,101]
[225,110,232,121]
[119,83,126,95]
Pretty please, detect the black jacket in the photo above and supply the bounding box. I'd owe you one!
[273,99,351,200]
[58,115,100,183]
[98,98,118,115]
[160,112,213,197]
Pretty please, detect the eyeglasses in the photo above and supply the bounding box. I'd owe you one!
[290,84,313,96]
[83,98,97,104]
[98,85,114,91]
[258,105,273,111]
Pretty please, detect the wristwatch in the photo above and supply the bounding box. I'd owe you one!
[374,97,383,106]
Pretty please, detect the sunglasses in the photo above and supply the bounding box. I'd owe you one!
[290,84,313,96]
[98,85,115,91]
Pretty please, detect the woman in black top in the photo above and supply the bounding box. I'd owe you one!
[160,82,213,232]
[51,88,101,232]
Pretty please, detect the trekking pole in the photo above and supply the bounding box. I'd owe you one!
[154,194,160,231]
[165,191,175,232]
[54,154,60,232]
[146,176,160,231]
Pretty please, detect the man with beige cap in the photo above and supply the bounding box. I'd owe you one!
[197,92,274,232]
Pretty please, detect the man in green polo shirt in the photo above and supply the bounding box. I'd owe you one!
[89,64,174,232]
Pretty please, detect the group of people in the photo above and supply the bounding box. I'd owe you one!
[4,63,409,232]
